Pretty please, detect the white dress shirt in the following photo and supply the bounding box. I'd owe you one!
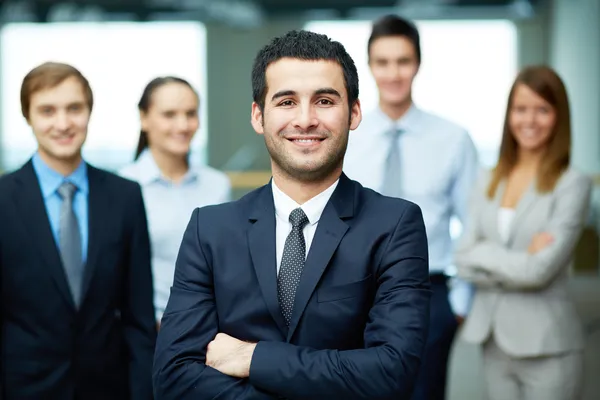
[272,179,339,274]
[498,207,516,245]
[119,150,232,320]
[344,104,481,316]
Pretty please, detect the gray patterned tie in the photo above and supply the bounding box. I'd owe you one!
[277,207,309,326]
[381,127,403,198]
[58,182,83,307]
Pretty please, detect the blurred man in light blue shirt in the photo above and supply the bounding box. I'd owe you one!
[344,15,480,400]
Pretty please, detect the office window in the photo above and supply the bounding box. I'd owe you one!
[305,19,518,167]
[0,21,207,172]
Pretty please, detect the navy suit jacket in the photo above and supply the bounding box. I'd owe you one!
[0,161,156,399]
[153,173,431,399]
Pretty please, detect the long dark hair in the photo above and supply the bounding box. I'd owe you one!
[135,76,198,160]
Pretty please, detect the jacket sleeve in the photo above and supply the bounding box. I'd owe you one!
[457,173,592,290]
[124,184,157,400]
[248,202,431,400]
[152,208,276,400]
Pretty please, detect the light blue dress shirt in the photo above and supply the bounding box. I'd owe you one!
[119,149,232,321]
[31,152,89,262]
[344,104,481,316]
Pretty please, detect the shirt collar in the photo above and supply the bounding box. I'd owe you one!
[271,178,339,226]
[135,149,198,186]
[373,102,422,135]
[32,151,89,199]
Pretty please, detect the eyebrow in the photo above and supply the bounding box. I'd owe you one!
[270,87,342,102]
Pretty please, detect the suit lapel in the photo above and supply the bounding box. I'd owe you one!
[80,165,109,305]
[286,174,353,341]
[13,161,76,311]
[247,183,289,337]
[490,178,538,246]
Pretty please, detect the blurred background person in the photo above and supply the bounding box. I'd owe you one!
[343,15,480,400]
[120,76,231,328]
[0,61,155,399]
[455,65,591,400]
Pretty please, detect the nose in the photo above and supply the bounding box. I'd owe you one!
[175,115,189,130]
[175,114,196,132]
[383,63,402,80]
[291,103,318,132]
[523,110,536,125]
[54,111,70,131]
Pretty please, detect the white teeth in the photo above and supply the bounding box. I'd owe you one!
[521,129,537,137]
[295,139,318,143]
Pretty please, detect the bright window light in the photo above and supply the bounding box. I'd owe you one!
[1,21,207,172]
[304,19,518,167]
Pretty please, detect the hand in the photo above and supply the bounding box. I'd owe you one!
[206,333,257,378]
[528,232,554,254]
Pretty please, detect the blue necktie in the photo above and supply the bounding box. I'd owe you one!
[58,182,83,306]
[381,128,403,198]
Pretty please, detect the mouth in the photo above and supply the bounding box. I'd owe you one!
[286,137,326,148]
[53,134,76,145]
[171,133,192,142]
[382,82,405,90]
[519,129,541,139]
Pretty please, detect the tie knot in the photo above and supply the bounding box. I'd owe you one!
[58,182,77,200]
[289,207,309,229]
[389,127,402,139]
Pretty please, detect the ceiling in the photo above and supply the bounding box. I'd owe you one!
[2,0,542,23]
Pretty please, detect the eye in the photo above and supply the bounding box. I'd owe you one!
[278,100,295,107]
[317,99,333,105]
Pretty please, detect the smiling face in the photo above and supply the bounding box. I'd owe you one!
[369,35,420,109]
[27,76,90,170]
[509,83,557,154]
[251,57,361,183]
[140,82,199,158]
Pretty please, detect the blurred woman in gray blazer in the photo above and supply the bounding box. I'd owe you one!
[455,65,592,400]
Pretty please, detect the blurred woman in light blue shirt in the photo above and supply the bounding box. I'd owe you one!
[120,77,231,326]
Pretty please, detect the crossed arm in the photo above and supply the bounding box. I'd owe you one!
[153,203,431,399]
[455,173,592,290]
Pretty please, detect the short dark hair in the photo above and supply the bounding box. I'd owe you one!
[135,76,198,160]
[368,15,421,64]
[251,30,359,111]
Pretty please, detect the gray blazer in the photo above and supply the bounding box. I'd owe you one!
[455,167,592,357]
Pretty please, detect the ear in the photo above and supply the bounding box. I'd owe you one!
[250,102,264,135]
[349,99,362,131]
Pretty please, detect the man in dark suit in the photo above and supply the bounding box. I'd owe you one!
[153,30,431,399]
[0,62,156,399]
